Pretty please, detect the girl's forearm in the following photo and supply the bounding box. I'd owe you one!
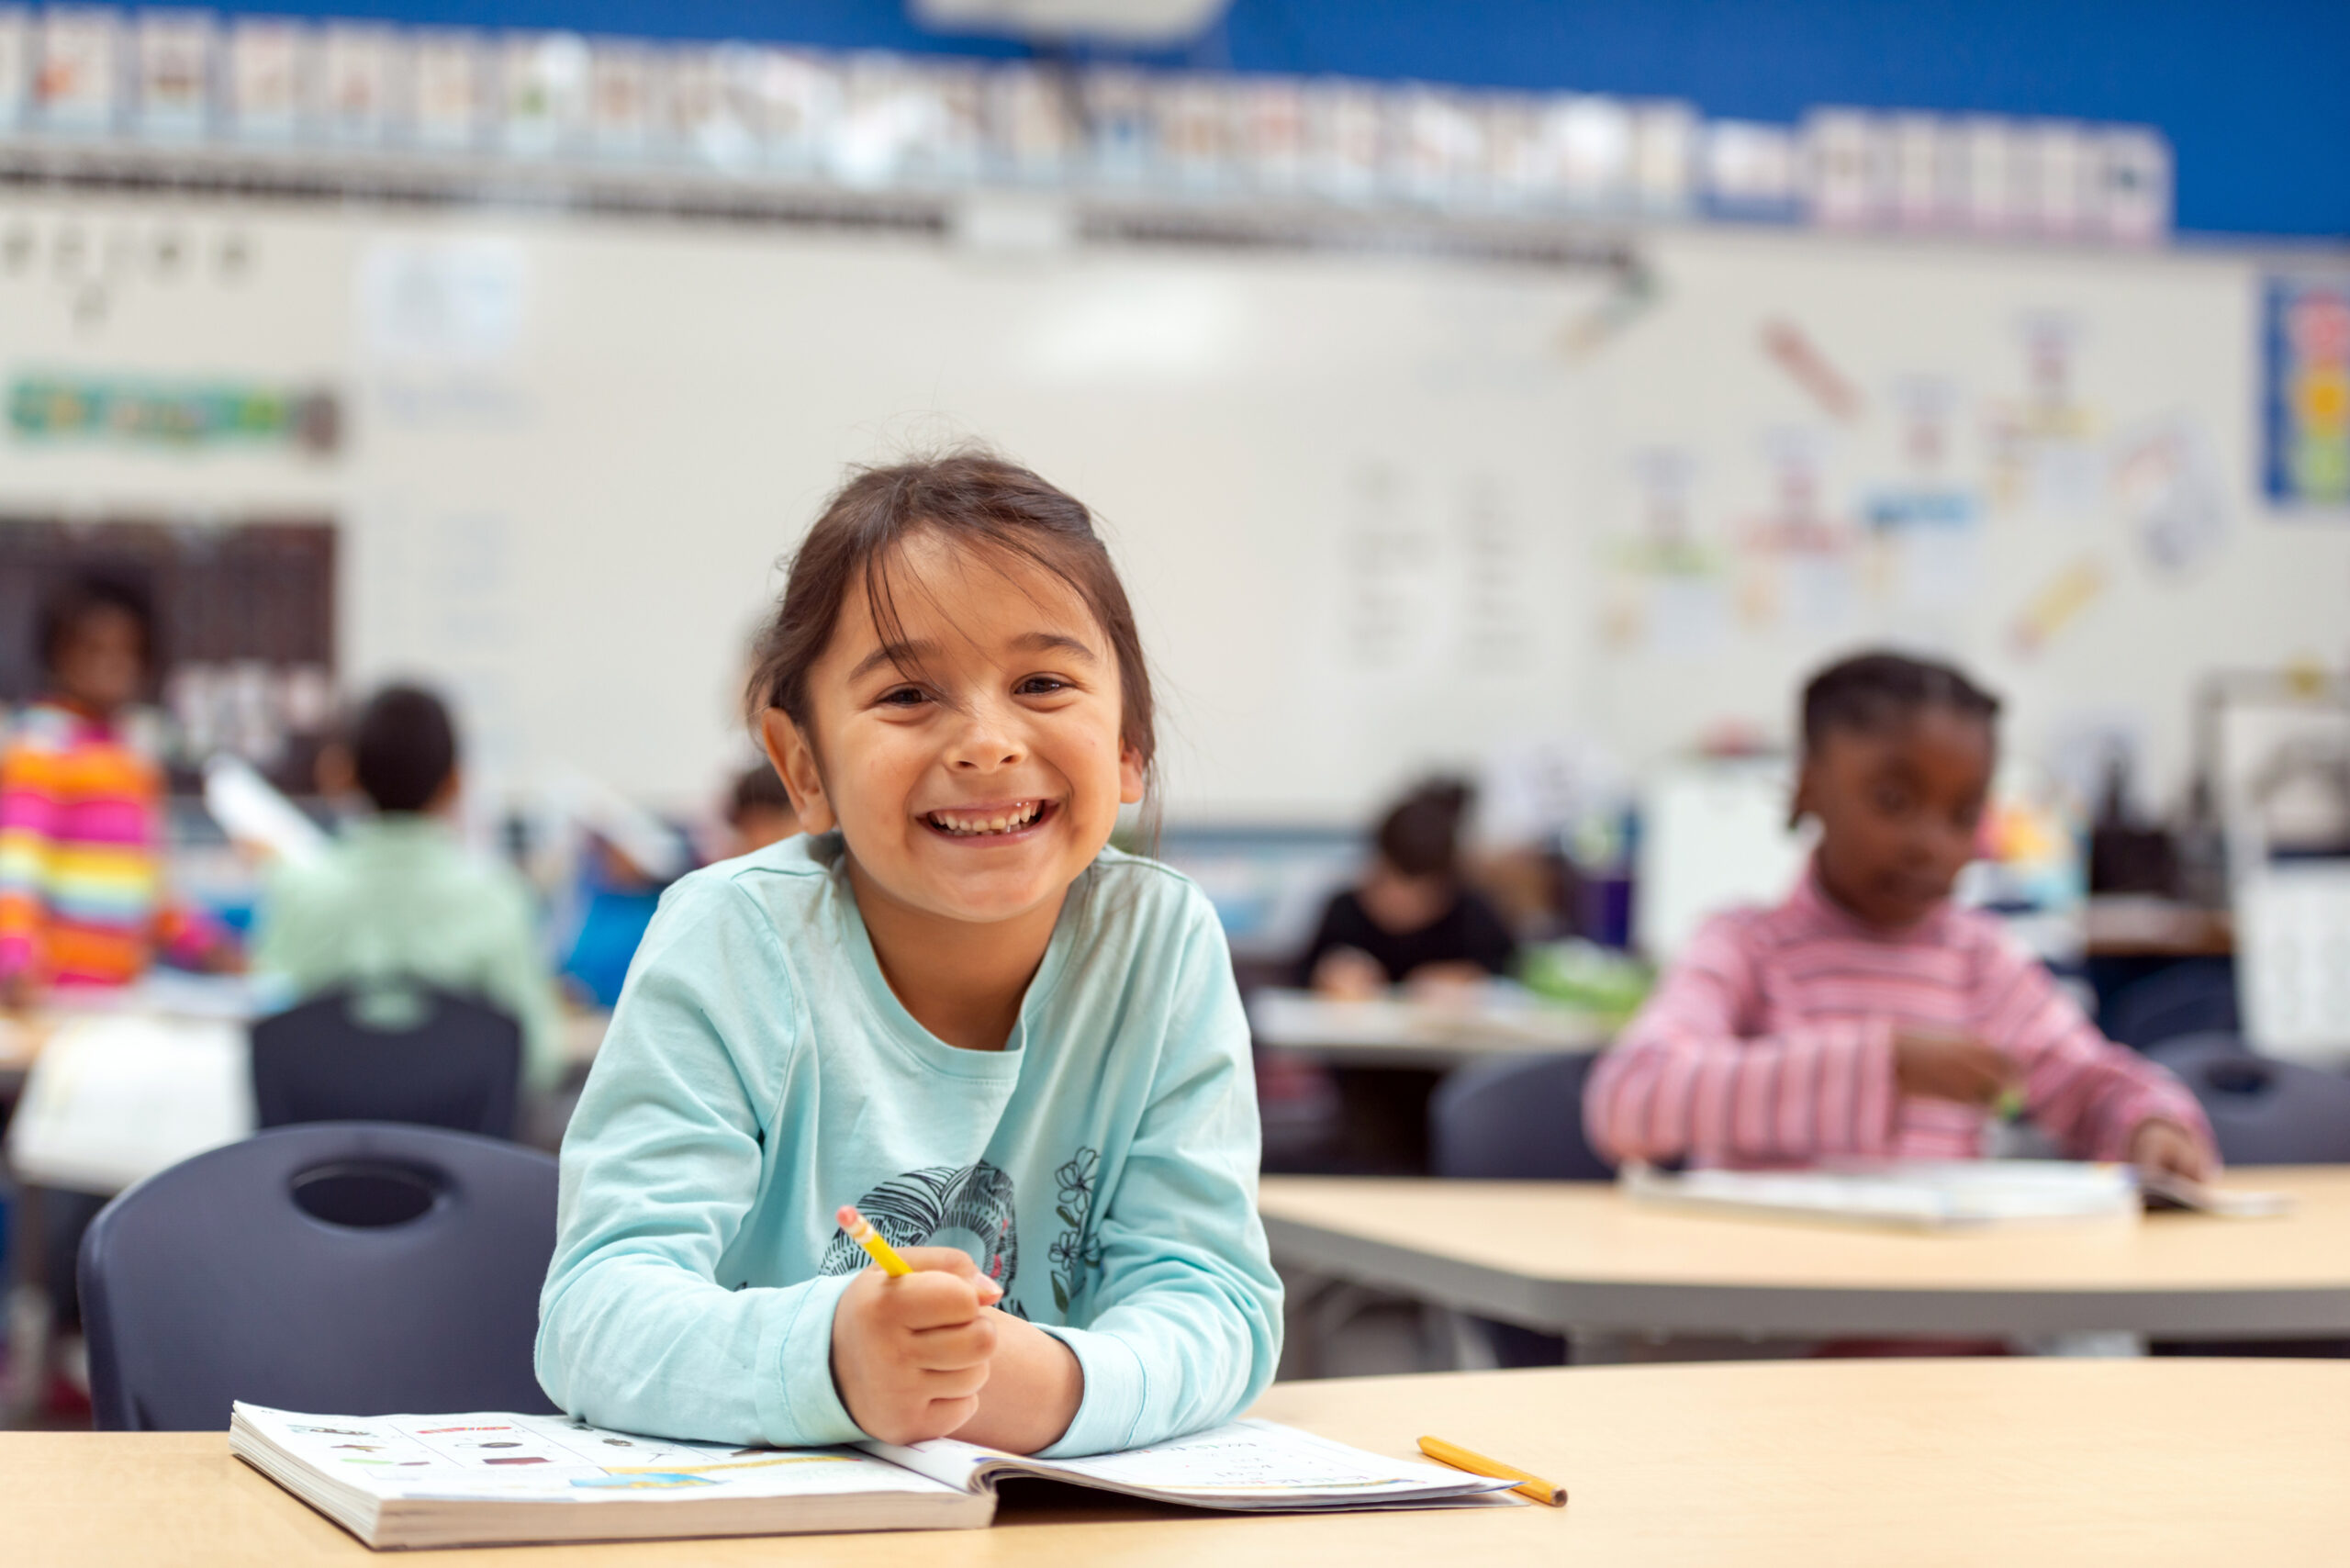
[949,1311,1082,1454]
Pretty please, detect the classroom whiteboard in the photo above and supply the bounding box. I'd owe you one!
[0,193,2343,824]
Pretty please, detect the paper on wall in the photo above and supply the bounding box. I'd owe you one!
[410,28,486,148]
[36,6,118,129]
[2111,411,2229,573]
[0,9,28,126]
[133,10,212,138]
[226,17,303,140]
[359,238,527,364]
[319,23,396,144]
[2009,554,2109,657]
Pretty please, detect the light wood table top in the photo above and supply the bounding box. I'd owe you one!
[7,1360,2344,1566]
[1261,1169,2350,1338]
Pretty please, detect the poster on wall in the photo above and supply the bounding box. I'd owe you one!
[2261,274,2350,512]
[319,22,396,144]
[227,17,305,140]
[35,6,119,129]
[133,9,212,138]
[0,8,28,128]
[410,28,486,148]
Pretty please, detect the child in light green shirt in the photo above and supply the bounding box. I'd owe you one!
[253,685,562,1092]
[537,454,1281,1457]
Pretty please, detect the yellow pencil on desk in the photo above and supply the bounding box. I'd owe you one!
[837,1204,912,1277]
[1416,1435,1567,1506]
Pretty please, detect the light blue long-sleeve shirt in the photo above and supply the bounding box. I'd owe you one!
[536,832,1281,1458]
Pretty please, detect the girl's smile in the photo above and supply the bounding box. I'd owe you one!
[921,798,1058,839]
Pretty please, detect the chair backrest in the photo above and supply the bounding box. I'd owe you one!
[1429,1052,1615,1182]
[2147,1033,2350,1166]
[2100,957,2239,1052]
[79,1122,560,1431]
[251,986,522,1138]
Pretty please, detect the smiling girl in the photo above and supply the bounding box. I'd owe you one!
[538,454,1281,1456]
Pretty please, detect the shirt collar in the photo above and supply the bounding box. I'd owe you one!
[1783,852,1953,943]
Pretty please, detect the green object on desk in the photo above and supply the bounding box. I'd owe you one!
[1995,1086,2028,1122]
[1516,940,1652,1026]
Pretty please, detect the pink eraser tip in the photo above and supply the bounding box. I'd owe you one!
[836,1205,862,1230]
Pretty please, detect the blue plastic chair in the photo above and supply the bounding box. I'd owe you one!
[1429,1051,1616,1182]
[2147,1034,2350,1166]
[251,986,522,1139]
[79,1122,559,1431]
[2101,958,2239,1052]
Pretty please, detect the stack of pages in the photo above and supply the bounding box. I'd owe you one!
[1621,1159,2143,1230]
[230,1404,1522,1549]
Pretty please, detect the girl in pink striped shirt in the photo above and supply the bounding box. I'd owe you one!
[1587,652,2215,1182]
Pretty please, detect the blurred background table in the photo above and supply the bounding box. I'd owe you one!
[1261,1169,2350,1355]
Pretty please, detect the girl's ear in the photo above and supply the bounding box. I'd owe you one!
[760,710,837,835]
[1116,738,1147,806]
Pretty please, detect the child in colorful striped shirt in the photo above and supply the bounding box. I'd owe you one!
[1586,651,2215,1181]
[0,577,228,1007]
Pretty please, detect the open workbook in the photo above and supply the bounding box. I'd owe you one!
[229,1403,1522,1550]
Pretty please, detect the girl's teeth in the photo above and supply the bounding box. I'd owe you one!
[933,802,1040,835]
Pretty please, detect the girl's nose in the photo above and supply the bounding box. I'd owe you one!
[946,705,1024,770]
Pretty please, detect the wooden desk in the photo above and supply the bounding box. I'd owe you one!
[6,1361,2344,1566]
[1248,988,1609,1070]
[1260,1169,2350,1339]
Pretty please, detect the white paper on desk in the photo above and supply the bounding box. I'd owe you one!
[1623,1159,2140,1231]
[6,1014,255,1193]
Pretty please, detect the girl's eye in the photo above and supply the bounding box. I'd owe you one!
[1872,786,1911,814]
[1017,676,1070,696]
[878,687,928,708]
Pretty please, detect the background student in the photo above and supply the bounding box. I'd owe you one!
[1585,651,2215,1179]
[252,683,564,1095]
[1,575,236,1413]
[0,575,233,1009]
[723,761,800,857]
[1296,778,1516,999]
[539,453,1281,1457]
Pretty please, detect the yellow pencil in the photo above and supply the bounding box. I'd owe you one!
[837,1204,912,1277]
[1417,1435,1567,1507]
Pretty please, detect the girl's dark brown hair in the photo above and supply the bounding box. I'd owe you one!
[746,451,1156,788]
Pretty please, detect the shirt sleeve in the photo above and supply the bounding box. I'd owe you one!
[1584,913,1900,1166]
[535,879,860,1449]
[1035,893,1285,1458]
[0,738,61,981]
[1974,930,2219,1166]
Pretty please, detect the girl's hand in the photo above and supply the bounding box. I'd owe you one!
[830,1247,1002,1446]
[1892,1027,2011,1107]
[947,1310,1083,1455]
[2128,1118,2215,1184]
[1310,947,1385,1001]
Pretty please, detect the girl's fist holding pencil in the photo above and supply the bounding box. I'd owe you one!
[831,1249,1003,1445]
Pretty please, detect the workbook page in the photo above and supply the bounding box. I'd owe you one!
[234,1406,959,1504]
[868,1419,1520,1509]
